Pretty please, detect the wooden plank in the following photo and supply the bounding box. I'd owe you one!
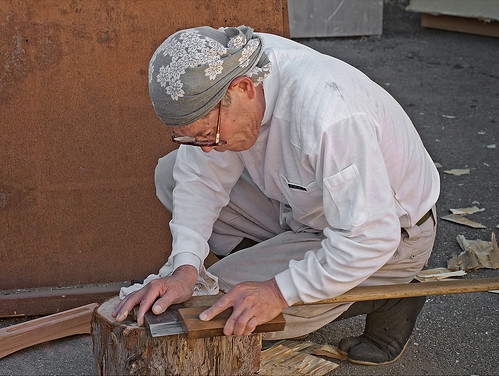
[178,306,285,339]
[0,303,98,359]
[421,14,499,38]
[0,283,124,317]
[294,277,499,305]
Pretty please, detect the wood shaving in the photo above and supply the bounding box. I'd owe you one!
[416,267,466,282]
[443,168,470,175]
[449,206,485,215]
[440,214,486,229]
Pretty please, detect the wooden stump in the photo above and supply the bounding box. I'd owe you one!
[91,296,262,376]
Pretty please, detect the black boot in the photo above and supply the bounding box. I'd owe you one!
[336,283,426,366]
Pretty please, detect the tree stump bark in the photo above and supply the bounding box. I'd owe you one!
[91,296,262,376]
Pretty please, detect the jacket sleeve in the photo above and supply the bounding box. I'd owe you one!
[169,146,244,271]
[275,113,402,305]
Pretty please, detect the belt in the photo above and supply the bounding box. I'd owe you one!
[415,209,432,227]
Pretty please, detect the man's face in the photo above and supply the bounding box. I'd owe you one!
[171,83,265,153]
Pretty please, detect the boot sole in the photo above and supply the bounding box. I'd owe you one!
[346,340,409,366]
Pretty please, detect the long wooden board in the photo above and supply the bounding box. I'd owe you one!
[179,306,285,339]
[294,277,499,305]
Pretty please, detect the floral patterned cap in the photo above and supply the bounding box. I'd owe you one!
[148,25,272,127]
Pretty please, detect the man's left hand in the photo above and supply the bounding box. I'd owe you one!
[199,278,288,336]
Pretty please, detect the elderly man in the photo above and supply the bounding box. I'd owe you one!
[113,26,440,365]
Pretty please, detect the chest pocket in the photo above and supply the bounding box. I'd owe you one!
[323,164,368,230]
[279,174,324,227]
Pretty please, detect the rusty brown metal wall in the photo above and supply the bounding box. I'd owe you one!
[0,0,289,290]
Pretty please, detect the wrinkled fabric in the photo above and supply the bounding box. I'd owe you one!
[148,25,272,127]
[119,258,219,299]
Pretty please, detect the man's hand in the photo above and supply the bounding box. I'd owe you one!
[112,265,197,326]
[199,278,288,336]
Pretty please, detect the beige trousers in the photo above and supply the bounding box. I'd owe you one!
[155,151,437,339]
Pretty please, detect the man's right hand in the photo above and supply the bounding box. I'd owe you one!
[112,265,198,326]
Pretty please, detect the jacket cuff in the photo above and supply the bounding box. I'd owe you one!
[172,252,202,272]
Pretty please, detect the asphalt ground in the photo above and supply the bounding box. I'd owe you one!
[1,2,497,375]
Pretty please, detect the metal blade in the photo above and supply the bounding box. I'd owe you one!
[144,303,187,337]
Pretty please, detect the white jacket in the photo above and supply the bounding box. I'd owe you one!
[169,34,440,305]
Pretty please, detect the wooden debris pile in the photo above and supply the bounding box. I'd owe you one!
[448,233,499,271]
[416,195,498,287]
[436,202,499,271]
[258,340,346,376]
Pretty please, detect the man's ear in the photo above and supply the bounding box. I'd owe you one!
[229,76,256,99]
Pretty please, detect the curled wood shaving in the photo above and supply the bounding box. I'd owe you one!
[449,206,485,215]
[259,340,340,375]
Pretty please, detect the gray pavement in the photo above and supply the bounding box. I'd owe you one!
[1,2,498,375]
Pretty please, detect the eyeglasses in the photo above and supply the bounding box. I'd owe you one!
[171,101,227,147]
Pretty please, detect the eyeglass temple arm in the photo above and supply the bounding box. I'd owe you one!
[215,101,222,144]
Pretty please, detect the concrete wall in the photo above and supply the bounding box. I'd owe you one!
[288,0,383,38]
